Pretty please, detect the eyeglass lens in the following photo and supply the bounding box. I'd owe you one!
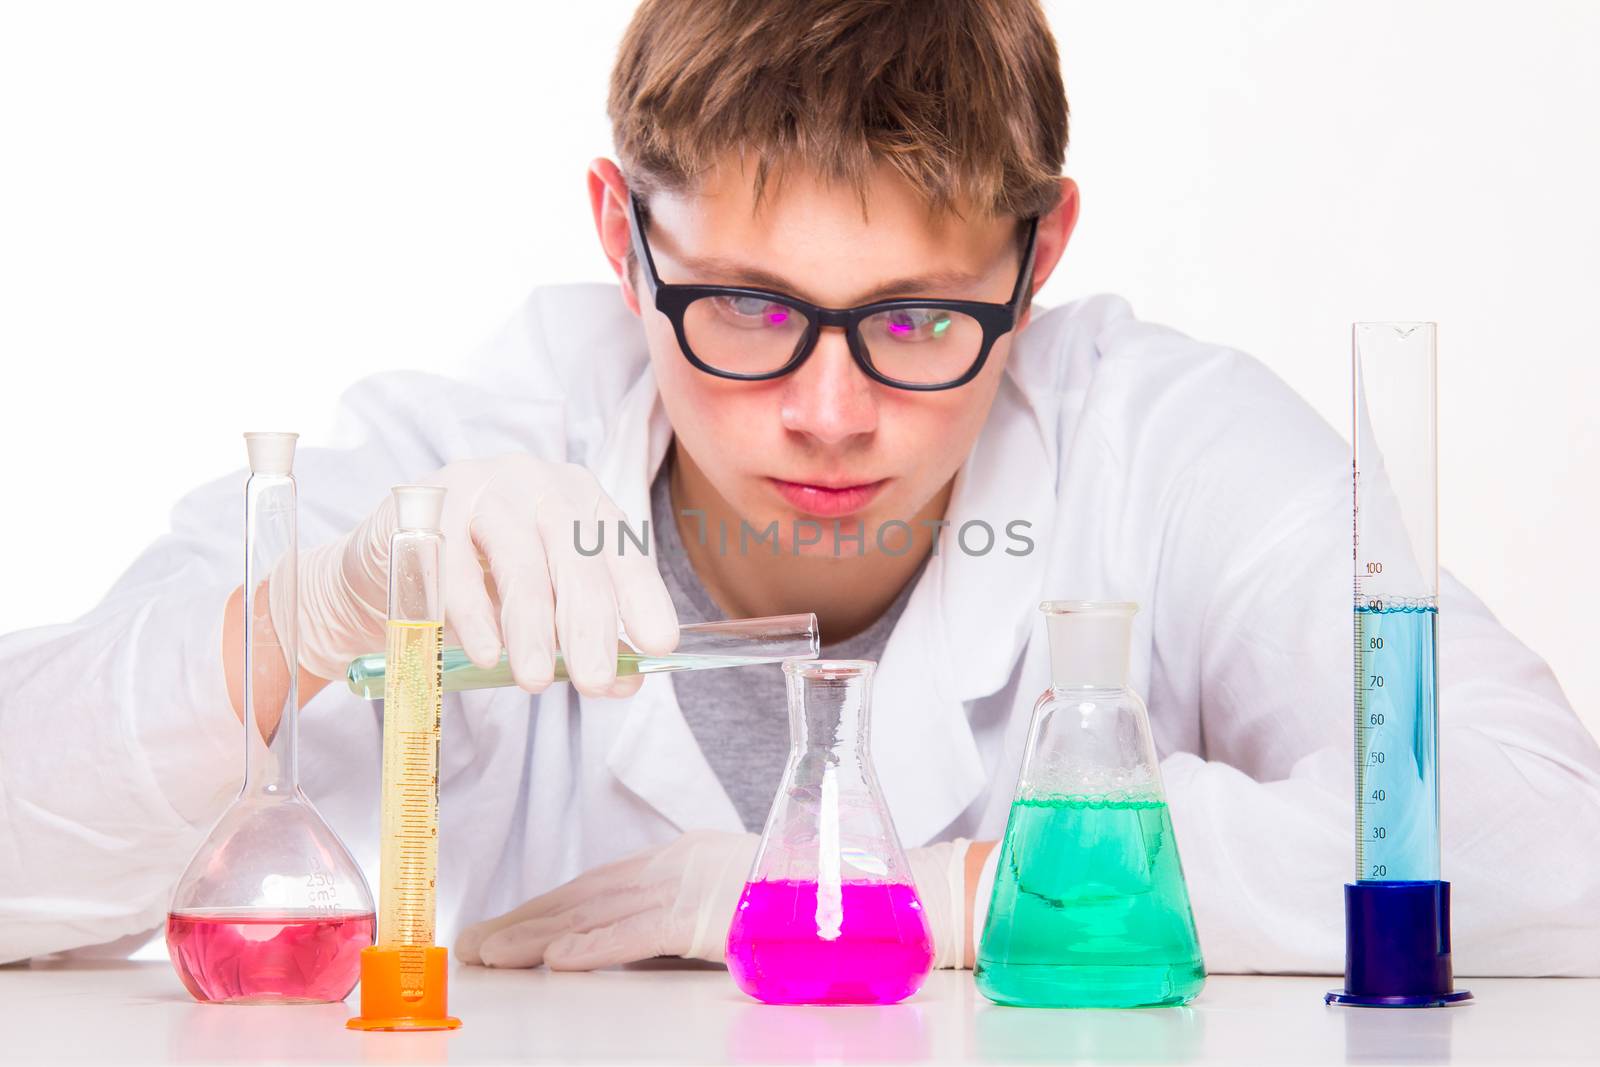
[682,295,985,385]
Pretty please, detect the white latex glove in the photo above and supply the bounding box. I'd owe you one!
[456,830,760,970]
[907,838,972,970]
[455,831,976,971]
[272,453,678,697]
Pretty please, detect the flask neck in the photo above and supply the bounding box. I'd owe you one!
[1044,604,1134,690]
[757,660,918,896]
[786,663,874,760]
[242,471,298,796]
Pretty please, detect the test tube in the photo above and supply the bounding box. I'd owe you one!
[348,486,462,1032]
[1327,323,1470,1008]
[345,613,820,699]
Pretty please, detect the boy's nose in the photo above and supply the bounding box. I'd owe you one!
[778,328,879,445]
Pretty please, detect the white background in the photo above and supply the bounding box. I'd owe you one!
[1,1,1595,738]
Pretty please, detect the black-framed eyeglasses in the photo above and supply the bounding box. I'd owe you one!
[626,195,1039,391]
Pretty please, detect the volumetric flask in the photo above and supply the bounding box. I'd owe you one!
[168,433,375,1005]
[344,613,819,698]
[976,601,1205,1009]
[1327,323,1470,1008]
[727,660,934,1005]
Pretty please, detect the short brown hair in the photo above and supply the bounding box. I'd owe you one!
[608,0,1068,219]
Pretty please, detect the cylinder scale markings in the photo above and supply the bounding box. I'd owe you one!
[379,619,444,999]
[1351,593,1441,884]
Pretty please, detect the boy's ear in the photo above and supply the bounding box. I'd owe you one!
[1028,176,1080,304]
[588,158,642,315]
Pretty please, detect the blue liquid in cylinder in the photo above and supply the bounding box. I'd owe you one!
[1354,604,1440,882]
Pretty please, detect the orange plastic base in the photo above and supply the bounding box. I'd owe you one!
[345,946,461,1032]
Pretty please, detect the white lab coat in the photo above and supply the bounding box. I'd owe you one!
[3,287,1597,975]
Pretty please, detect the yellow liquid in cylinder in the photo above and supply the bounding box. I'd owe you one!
[379,620,443,996]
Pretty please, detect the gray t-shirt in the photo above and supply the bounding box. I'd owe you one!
[650,465,917,832]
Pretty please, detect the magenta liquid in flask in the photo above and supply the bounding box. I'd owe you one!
[726,660,934,1005]
[167,911,375,1004]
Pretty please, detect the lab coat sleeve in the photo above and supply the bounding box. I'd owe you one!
[0,364,566,963]
[0,458,250,962]
[1157,424,1600,977]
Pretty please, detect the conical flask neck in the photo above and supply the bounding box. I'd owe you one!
[1021,602,1165,803]
[786,662,873,758]
[754,660,918,893]
[1044,601,1135,690]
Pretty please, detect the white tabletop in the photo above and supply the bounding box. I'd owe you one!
[4,959,1591,1066]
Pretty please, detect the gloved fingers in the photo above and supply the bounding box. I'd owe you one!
[293,506,394,681]
[543,909,677,971]
[462,844,665,955]
[454,920,497,965]
[347,493,399,596]
[463,877,665,967]
[413,468,494,669]
[474,914,570,968]
[443,531,502,669]
[456,912,517,965]
[472,506,559,692]
[459,833,707,966]
[489,888,663,971]
[542,527,621,697]
[601,672,646,699]
[456,887,601,967]
[597,499,681,658]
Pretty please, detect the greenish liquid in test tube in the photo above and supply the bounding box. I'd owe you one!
[975,796,1206,1008]
[348,647,783,700]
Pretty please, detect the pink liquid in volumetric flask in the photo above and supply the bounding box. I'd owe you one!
[726,880,934,1004]
[166,911,374,1004]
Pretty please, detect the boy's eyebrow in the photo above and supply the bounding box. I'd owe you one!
[671,252,990,305]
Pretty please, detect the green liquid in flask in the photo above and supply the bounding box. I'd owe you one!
[975,795,1205,1008]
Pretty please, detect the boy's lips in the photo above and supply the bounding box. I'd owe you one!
[768,477,888,518]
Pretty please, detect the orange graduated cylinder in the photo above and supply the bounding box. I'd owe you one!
[346,946,462,1031]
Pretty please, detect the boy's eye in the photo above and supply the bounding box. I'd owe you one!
[709,295,797,327]
[881,308,954,340]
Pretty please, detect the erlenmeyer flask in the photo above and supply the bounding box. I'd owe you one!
[976,601,1205,1008]
[726,660,934,1005]
[167,433,375,1004]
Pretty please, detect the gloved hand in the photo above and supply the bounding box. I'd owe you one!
[906,838,971,970]
[272,453,678,698]
[456,830,759,970]
[454,831,975,971]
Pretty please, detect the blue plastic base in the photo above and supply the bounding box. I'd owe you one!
[1325,988,1473,1008]
[1325,880,1472,1009]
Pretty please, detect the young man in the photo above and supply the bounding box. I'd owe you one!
[3,0,1597,974]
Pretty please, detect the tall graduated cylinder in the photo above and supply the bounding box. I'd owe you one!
[976,602,1205,1008]
[1328,323,1469,1007]
[1350,323,1442,883]
[348,485,461,1031]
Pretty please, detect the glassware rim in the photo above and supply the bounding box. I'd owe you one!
[1039,599,1139,616]
[782,658,877,679]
